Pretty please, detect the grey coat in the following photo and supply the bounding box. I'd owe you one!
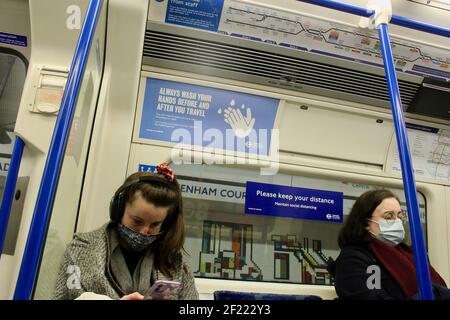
[53,223,199,300]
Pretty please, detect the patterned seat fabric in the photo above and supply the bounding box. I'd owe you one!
[213,290,322,300]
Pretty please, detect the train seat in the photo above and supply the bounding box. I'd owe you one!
[213,290,322,300]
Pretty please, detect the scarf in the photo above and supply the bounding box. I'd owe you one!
[107,224,155,295]
[369,239,447,298]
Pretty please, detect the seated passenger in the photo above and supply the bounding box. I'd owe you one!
[328,189,448,300]
[54,163,199,300]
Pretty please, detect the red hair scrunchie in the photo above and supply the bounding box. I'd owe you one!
[156,162,174,182]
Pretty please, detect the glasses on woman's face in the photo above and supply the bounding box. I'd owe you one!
[382,210,407,224]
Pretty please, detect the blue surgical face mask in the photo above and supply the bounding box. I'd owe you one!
[369,218,405,246]
[117,223,162,252]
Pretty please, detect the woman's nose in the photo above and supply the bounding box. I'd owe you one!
[142,226,158,235]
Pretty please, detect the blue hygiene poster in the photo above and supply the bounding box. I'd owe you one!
[245,181,343,223]
[139,78,280,155]
[138,164,158,173]
[0,32,27,47]
[165,0,224,32]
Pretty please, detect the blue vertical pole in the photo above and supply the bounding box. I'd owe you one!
[377,23,434,300]
[13,0,103,300]
[0,136,25,258]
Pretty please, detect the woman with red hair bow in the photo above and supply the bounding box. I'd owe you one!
[54,163,199,300]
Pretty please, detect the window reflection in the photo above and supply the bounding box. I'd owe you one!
[174,164,427,286]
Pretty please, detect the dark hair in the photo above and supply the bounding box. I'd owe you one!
[122,171,185,277]
[338,189,400,248]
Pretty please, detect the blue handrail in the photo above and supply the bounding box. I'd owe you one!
[13,0,103,300]
[377,23,434,300]
[0,136,25,258]
[297,0,450,38]
[390,14,450,38]
[297,0,440,300]
[298,0,373,17]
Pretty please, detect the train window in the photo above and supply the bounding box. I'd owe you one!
[0,50,27,187]
[173,164,427,286]
[0,50,27,258]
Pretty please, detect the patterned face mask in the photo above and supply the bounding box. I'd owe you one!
[117,223,162,252]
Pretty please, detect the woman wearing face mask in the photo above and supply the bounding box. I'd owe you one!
[328,189,448,300]
[54,163,199,300]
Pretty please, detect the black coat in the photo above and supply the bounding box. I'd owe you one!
[328,242,407,300]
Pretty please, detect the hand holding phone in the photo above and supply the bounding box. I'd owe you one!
[144,280,181,300]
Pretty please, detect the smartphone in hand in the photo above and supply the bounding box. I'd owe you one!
[144,280,181,300]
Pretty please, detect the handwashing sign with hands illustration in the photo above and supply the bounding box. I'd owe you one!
[222,100,255,138]
[139,78,281,175]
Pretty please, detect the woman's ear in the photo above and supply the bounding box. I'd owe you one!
[365,220,373,233]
